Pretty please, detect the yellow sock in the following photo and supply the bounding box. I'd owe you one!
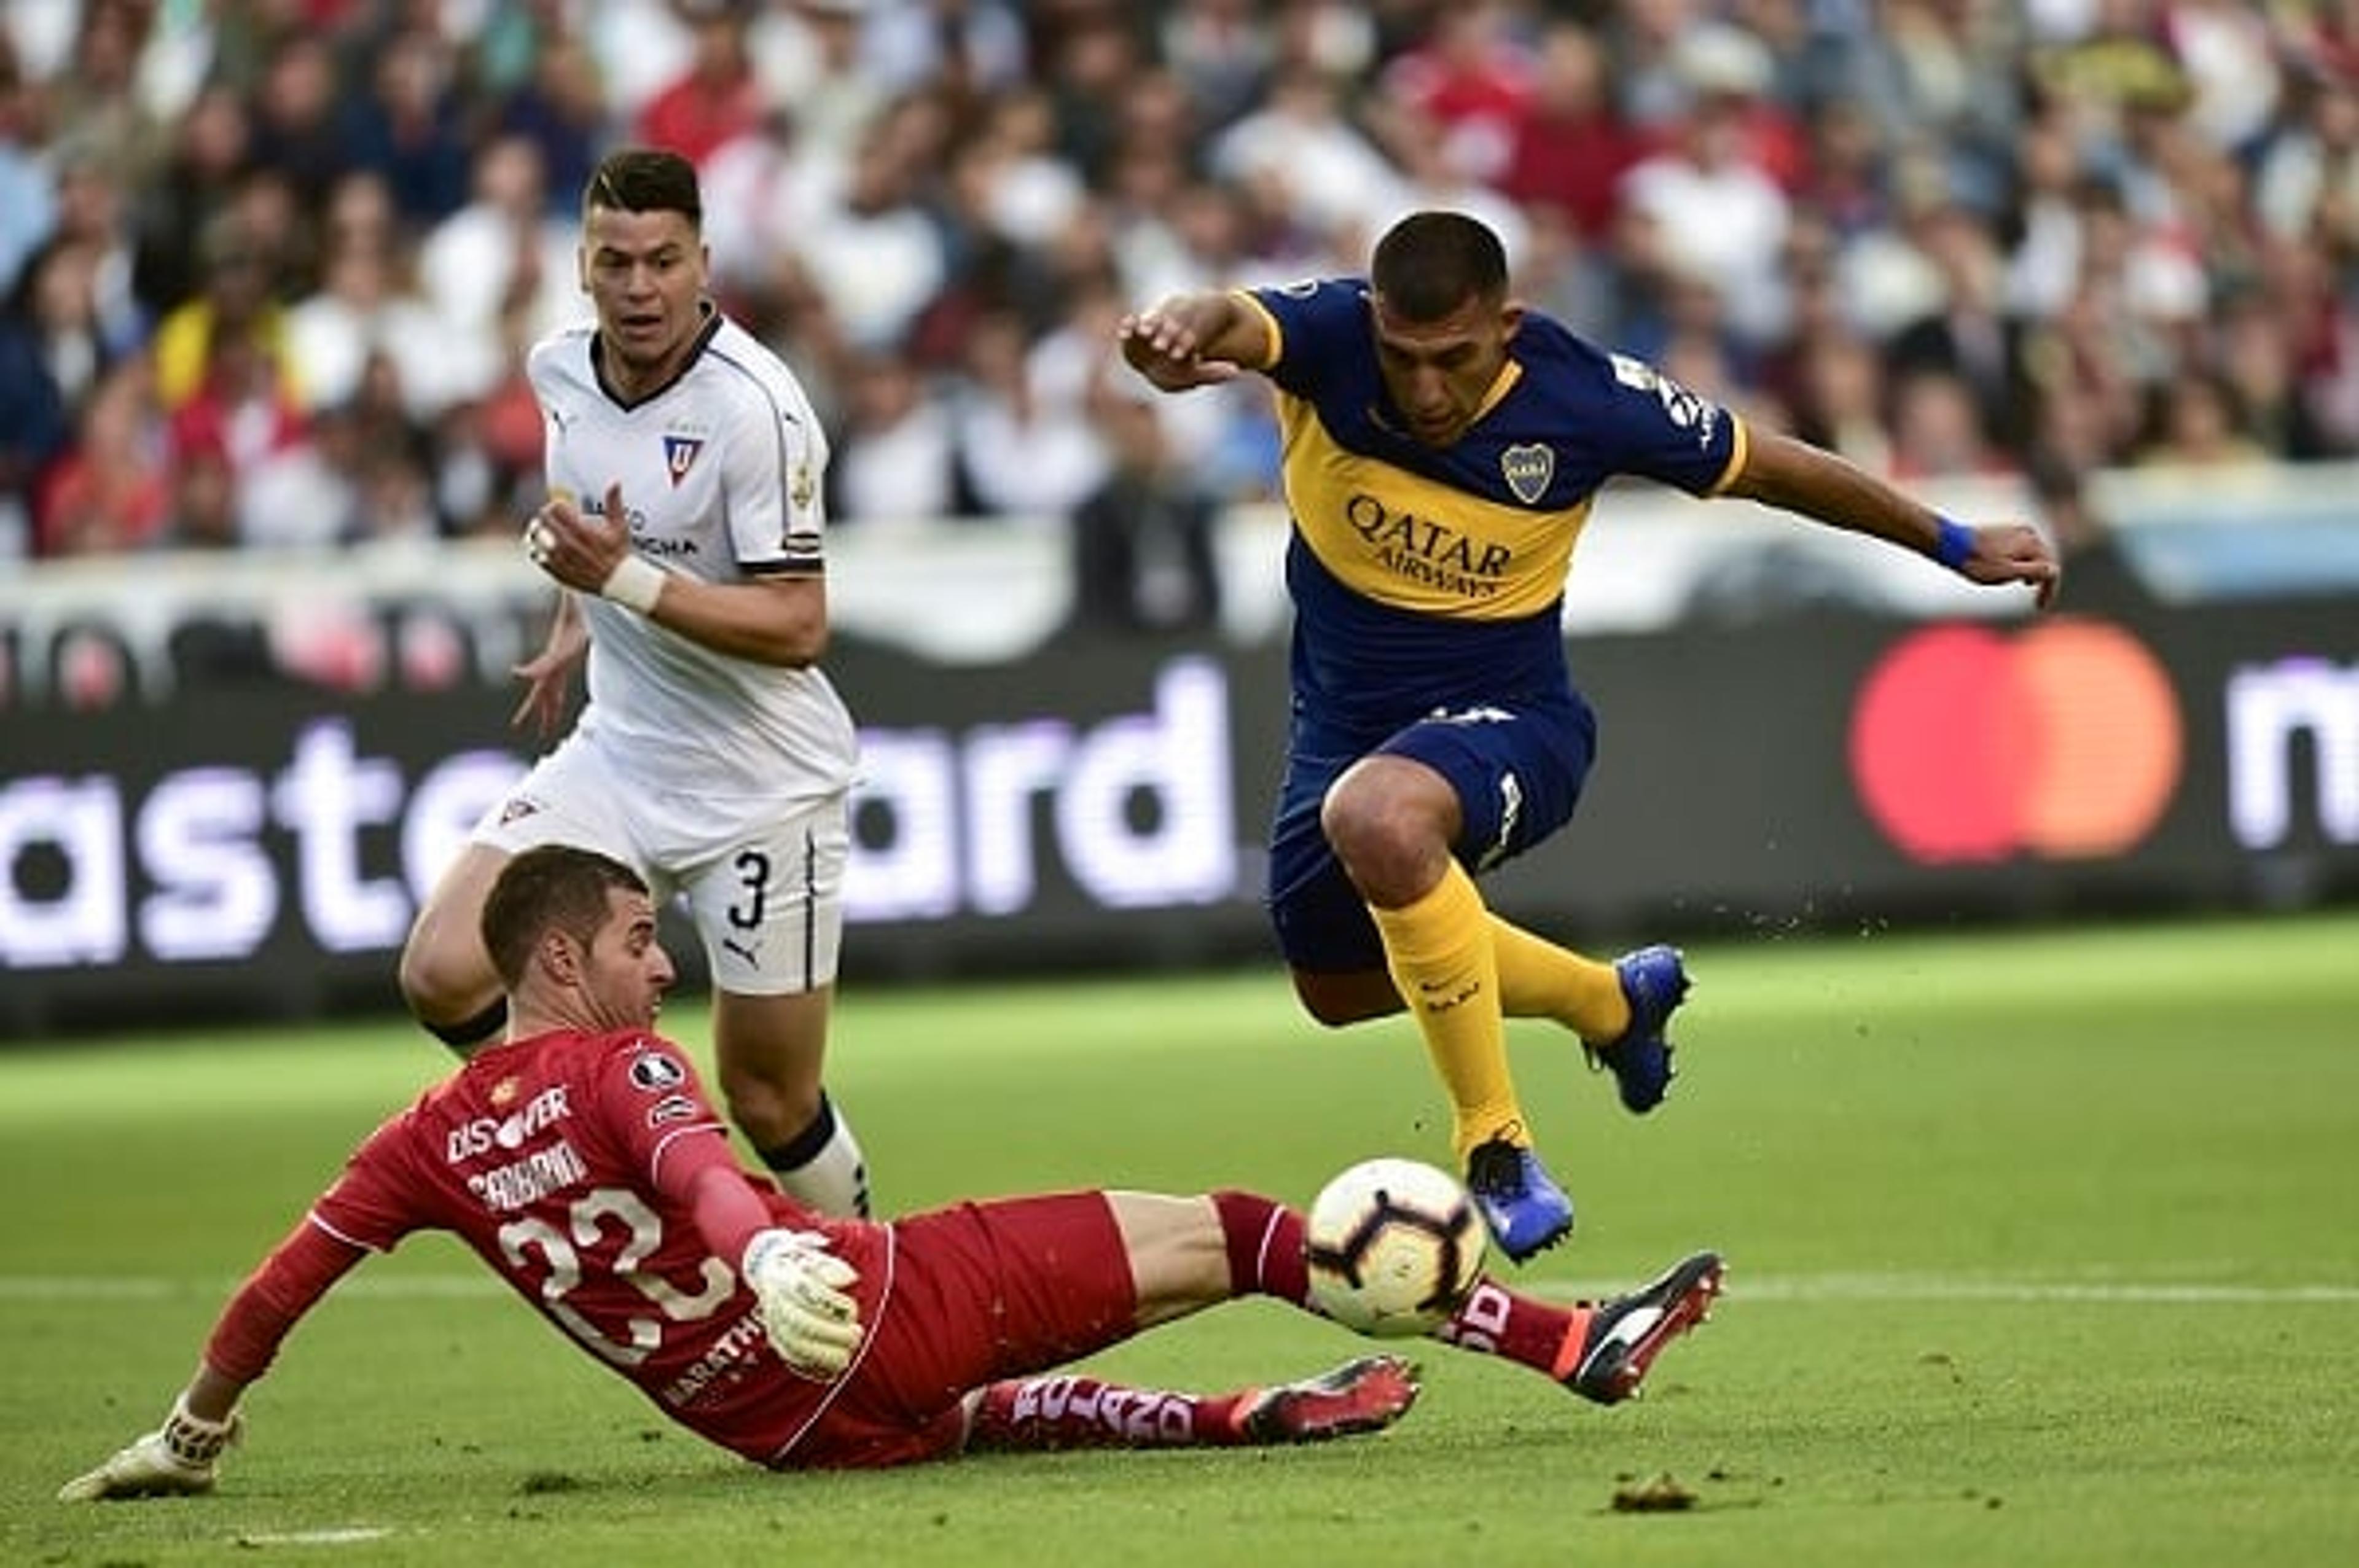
[1369,862,1523,1161]
[1490,916,1629,1042]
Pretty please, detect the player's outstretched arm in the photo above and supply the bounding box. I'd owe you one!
[1724,430,2060,609]
[61,1220,369,1502]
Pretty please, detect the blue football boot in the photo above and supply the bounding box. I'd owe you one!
[1586,945,1688,1114]
[1463,1139,1574,1262]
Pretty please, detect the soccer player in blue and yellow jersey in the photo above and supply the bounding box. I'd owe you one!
[1119,211,2057,1262]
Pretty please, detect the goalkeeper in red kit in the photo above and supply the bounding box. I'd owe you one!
[61,846,1722,1496]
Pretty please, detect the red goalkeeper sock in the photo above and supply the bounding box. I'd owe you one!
[968,1375,1256,1451]
[1436,1277,1594,1379]
[1211,1190,1312,1305]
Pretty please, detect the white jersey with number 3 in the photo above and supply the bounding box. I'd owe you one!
[528,309,857,803]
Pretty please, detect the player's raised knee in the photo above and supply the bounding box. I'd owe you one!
[1291,969,1404,1028]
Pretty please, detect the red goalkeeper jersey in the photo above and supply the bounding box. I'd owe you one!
[205,1029,1147,1470]
[283,1029,888,1464]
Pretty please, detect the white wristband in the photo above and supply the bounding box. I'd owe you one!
[163,1394,238,1465]
[600,555,666,615]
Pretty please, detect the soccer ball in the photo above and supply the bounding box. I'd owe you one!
[1302,1157,1488,1338]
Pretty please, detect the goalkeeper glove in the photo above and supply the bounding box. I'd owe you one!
[58,1394,241,1502]
[741,1228,863,1380]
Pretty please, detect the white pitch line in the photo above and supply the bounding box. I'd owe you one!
[4,1274,2358,1305]
[233,1528,394,1547]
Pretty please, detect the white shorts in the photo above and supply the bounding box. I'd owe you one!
[470,732,847,997]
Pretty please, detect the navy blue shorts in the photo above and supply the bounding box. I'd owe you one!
[1266,694,1597,972]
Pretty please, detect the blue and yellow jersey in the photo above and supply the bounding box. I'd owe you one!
[1240,277,1747,730]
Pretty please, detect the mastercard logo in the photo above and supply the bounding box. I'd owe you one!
[1848,621,2183,864]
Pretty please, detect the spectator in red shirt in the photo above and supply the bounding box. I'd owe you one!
[1379,0,1538,187]
[1500,20,1642,244]
[635,0,766,171]
[35,357,171,556]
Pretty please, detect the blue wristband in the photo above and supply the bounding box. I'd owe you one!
[1931,517,1974,572]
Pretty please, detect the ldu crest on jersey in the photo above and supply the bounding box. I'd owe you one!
[663,435,705,486]
[1501,443,1554,504]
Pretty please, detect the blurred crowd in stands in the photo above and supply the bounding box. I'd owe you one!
[4,0,2359,595]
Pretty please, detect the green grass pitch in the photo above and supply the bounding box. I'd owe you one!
[4,913,2357,1566]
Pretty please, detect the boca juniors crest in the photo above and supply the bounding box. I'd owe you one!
[1501,443,1554,505]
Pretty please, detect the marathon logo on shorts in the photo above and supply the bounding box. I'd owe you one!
[663,435,705,486]
[663,1308,769,1406]
[1500,443,1554,505]
[496,794,541,827]
[628,1051,687,1092]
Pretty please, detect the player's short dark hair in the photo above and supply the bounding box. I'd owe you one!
[583,147,703,230]
[481,845,649,991]
[1371,211,1508,322]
